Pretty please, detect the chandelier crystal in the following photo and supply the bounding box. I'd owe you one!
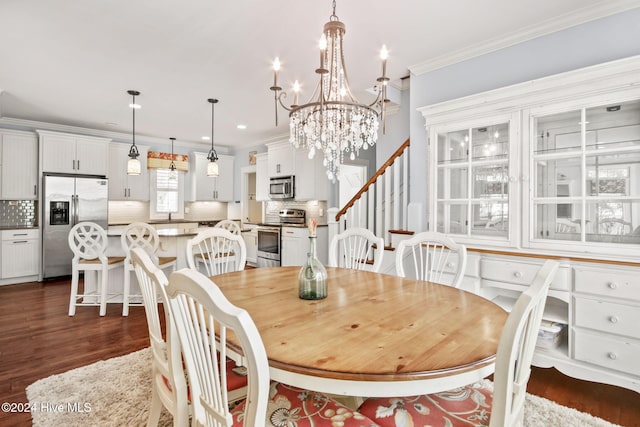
[270,0,389,181]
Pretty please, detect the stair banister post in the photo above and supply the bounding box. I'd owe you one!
[327,207,340,256]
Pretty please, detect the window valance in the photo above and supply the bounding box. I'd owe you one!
[147,151,189,172]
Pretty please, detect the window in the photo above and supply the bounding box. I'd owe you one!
[150,169,184,220]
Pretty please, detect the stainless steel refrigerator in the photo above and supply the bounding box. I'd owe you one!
[42,174,109,279]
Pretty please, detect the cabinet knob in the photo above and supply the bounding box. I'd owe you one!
[609,316,619,324]
[607,352,617,360]
[607,282,618,289]
[446,262,454,268]
[513,271,523,279]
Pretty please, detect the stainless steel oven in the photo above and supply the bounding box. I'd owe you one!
[256,225,281,268]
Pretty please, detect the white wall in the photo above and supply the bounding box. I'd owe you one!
[409,8,640,230]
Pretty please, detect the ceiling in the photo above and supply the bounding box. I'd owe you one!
[0,0,636,151]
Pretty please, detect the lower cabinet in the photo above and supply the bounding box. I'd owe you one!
[467,249,640,393]
[281,226,328,266]
[2,229,39,279]
[242,226,258,267]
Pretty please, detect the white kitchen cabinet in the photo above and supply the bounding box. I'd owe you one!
[294,147,328,201]
[267,142,294,178]
[255,153,269,201]
[108,143,149,200]
[242,224,258,267]
[265,141,328,201]
[281,226,309,266]
[1,130,38,199]
[1,229,39,279]
[281,225,328,266]
[187,152,234,201]
[39,130,110,176]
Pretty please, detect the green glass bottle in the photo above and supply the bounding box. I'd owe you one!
[298,236,327,300]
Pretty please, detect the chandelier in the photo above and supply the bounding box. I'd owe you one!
[270,0,389,181]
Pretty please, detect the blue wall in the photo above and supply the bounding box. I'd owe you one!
[409,8,640,222]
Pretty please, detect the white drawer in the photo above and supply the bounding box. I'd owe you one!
[481,258,570,291]
[573,296,640,340]
[281,227,308,238]
[574,267,640,302]
[1,229,39,241]
[573,328,640,377]
[443,253,480,278]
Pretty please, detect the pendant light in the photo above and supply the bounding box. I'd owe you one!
[206,98,219,177]
[169,137,178,181]
[127,90,141,175]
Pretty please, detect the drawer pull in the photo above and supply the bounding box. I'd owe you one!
[446,262,454,268]
[609,316,619,324]
[513,271,523,279]
[607,282,618,290]
[607,352,617,360]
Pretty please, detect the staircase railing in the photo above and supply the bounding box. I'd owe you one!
[329,138,410,248]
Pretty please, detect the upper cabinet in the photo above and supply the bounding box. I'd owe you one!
[0,130,38,199]
[267,143,294,177]
[187,152,234,201]
[265,141,328,201]
[421,56,640,261]
[39,130,110,176]
[108,143,150,201]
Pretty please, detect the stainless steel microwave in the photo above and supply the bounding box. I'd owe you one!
[269,176,295,199]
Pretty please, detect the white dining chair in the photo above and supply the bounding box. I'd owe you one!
[395,231,467,288]
[131,248,249,426]
[358,259,559,427]
[68,222,125,316]
[121,222,177,316]
[329,227,385,272]
[130,247,189,426]
[214,219,241,235]
[186,228,246,276]
[163,267,379,427]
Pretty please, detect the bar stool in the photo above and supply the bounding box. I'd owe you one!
[121,222,177,316]
[68,222,125,316]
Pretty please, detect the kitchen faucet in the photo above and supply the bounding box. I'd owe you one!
[168,212,172,221]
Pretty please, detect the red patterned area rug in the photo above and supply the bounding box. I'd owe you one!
[25,348,620,427]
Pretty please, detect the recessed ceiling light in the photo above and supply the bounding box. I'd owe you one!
[237,124,247,130]
[201,136,210,141]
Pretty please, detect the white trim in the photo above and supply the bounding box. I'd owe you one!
[419,55,640,125]
[0,116,232,153]
[409,2,640,75]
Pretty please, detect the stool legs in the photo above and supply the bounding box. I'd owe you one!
[99,266,108,316]
[122,265,131,316]
[68,265,80,316]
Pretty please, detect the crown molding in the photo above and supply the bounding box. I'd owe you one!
[409,1,640,76]
[418,55,640,125]
[0,116,229,152]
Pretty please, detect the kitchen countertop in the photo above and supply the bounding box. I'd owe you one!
[0,225,39,230]
[107,226,203,237]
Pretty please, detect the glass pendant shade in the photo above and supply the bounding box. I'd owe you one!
[169,166,178,181]
[207,160,219,177]
[127,158,141,175]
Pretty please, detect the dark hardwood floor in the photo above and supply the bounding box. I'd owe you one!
[0,278,638,426]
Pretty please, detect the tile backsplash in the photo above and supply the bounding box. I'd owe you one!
[0,200,38,227]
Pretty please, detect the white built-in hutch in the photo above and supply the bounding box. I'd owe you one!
[420,56,640,393]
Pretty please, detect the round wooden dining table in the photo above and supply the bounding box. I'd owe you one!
[211,266,508,397]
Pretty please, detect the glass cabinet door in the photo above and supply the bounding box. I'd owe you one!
[435,121,512,239]
[532,99,640,245]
